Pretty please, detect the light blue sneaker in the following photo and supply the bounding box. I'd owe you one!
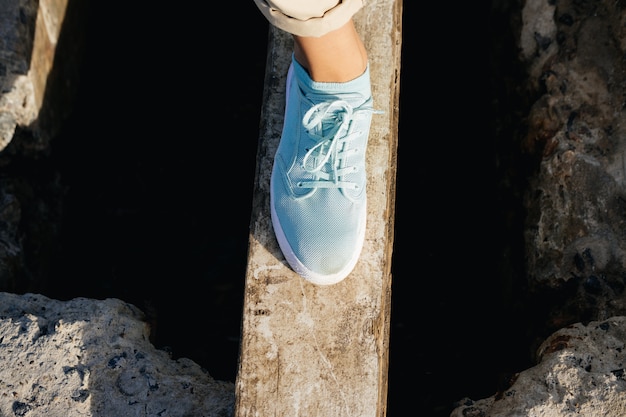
[270,56,380,285]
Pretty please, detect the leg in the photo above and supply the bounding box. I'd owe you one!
[293,19,368,82]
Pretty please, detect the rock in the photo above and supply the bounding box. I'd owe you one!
[520,0,626,333]
[0,292,235,417]
[451,0,626,414]
[451,317,626,417]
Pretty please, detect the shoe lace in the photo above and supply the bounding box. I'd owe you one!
[299,98,382,190]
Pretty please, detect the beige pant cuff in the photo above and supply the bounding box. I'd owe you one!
[253,0,364,37]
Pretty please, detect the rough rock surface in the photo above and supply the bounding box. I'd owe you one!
[0,292,235,417]
[521,0,626,324]
[452,317,626,417]
[451,0,626,415]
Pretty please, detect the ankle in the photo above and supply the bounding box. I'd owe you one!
[292,20,368,83]
[294,48,367,83]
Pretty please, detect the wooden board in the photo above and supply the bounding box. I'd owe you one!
[0,0,85,152]
[235,1,403,416]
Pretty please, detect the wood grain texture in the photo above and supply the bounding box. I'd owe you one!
[235,2,402,416]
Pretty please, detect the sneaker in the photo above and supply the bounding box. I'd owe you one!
[270,55,380,285]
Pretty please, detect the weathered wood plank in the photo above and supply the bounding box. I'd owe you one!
[0,0,84,153]
[235,1,403,416]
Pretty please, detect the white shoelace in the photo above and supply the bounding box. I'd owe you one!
[298,98,381,190]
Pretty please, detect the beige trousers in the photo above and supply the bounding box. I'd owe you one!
[253,0,364,37]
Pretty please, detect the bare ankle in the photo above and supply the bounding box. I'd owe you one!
[293,20,368,83]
